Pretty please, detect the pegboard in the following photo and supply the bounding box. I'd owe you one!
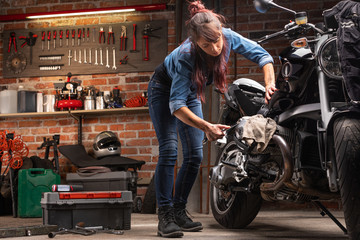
[2,20,168,78]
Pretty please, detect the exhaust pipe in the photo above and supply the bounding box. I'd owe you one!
[260,134,339,200]
[260,134,293,192]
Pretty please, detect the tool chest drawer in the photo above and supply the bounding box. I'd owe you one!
[41,191,132,230]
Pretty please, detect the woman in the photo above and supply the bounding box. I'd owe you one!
[147,0,276,238]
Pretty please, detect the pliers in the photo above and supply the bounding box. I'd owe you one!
[120,25,127,51]
[108,26,115,44]
[8,32,17,52]
[99,27,105,44]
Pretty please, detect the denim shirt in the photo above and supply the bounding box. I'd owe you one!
[164,27,274,115]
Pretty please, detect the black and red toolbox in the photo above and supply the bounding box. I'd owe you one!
[41,191,132,230]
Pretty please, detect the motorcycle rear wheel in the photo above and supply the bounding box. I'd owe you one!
[334,116,360,240]
[210,139,262,228]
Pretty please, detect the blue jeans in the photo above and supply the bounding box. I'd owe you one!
[148,77,204,208]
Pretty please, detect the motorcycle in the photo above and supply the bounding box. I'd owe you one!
[209,0,360,239]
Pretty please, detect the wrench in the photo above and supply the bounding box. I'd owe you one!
[68,49,72,66]
[89,48,92,64]
[100,48,103,65]
[84,48,87,64]
[79,49,82,64]
[95,48,98,65]
[112,47,117,70]
[106,47,110,68]
[74,49,77,62]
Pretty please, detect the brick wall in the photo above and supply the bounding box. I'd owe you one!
[0,0,173,198]
[0,0,342,205]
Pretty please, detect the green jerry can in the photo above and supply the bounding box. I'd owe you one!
[17,168,60,217]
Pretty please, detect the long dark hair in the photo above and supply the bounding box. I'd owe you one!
[186,0,228,102]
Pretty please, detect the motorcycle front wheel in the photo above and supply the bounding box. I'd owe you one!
[210,138,262,228]
[334,116,360,240]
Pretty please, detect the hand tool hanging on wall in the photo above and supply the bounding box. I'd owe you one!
[87,28,90,42]
[77,29,81,46]
[84,49,87,64]
[120,26,127,51]
[66,29,69,47]
[93,27,96,42]
[94,48,98,65]
[130,24,139,53]
[100,48,103,65]
[112,47,117,70]
[119,55,128,65]
[59,30,63,47]
[39,55,63,61]
[108,26,115,44]
[53,30,57,49]
[78,49,82,64]
[119,55,137,68]
[41,31,45,51]
[72,29,75,46]
[82,28,85,42]
[99,27,105,44]
[8,32,17,53]
[39,64,63,71]
[105,47,110,68]
[68,50,72,66]
[89,48,92,64]
[47,31,51,51]
[142,24,161,61]
[19,32,37,65]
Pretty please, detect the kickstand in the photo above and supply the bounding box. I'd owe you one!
[313,201,347,235]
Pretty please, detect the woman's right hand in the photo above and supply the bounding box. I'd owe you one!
[204,123,230,142]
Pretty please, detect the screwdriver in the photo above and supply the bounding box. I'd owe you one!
[72,29,75,46]
[41,31,45,51]
[77,29,81,46]
[59,30,63,47]
[66,29,69,46]
[47,31,51,50]
[53,30,57,49]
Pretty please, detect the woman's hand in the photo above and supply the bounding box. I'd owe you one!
[262,63,276,105]
[204,123,230,142]
[265,83,277,104]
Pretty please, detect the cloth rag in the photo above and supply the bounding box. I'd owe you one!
[241,114,277,153]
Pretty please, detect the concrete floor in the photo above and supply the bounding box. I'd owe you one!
[0,210,349,240]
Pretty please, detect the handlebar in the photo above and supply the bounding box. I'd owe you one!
[257,22,324,44]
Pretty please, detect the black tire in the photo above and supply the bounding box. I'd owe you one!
[141,175,157,214]
[210,138,262,228]
[133,196,143,213]
[333,116,360,240]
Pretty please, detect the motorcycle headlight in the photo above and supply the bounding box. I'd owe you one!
[318,36,343,80]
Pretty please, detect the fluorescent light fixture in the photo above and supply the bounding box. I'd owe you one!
[0,4,166,22]
[26,9,136,19]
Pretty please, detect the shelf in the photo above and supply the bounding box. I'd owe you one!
[0,107,149,119]
[0,106,149,145]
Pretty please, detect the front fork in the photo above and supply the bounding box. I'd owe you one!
[317,67,338,192]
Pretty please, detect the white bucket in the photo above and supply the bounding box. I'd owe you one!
[0,90,18,114]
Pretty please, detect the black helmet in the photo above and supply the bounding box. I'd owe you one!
[93,131,121,159]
